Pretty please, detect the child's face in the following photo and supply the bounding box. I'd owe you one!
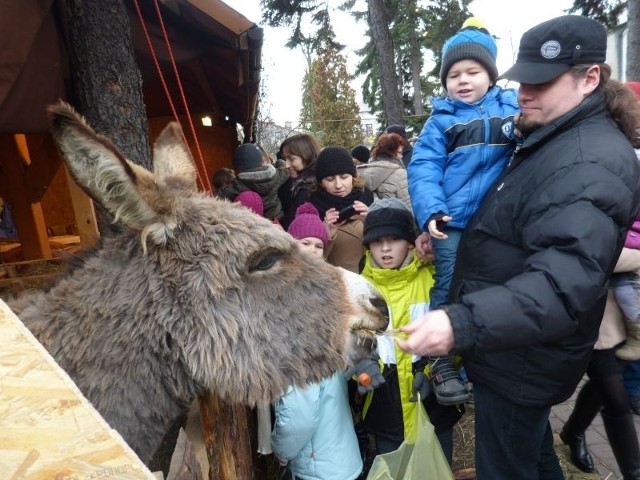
[297,237,325,258]
[446,59,492,104]
[369,236,412,269]
[321,174,354,197]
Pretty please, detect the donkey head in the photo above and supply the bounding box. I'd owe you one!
[43,102,387,406]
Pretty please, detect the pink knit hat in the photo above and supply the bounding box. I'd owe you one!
[235,191,264,217]
[287,203,329,248]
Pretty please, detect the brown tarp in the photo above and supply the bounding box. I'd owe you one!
[0,0,67,133]
[0,0,262,135]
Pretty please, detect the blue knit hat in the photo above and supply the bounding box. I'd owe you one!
[440,18,498,88]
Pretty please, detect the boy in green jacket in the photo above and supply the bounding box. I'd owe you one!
[358,198,463,462]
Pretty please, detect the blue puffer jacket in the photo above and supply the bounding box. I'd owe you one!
[408,86,518,231]
[271,373,362,480]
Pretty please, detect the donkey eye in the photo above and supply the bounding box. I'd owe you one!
[249,251,283,272]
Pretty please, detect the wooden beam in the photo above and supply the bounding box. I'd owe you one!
[23,134,61,202]
[0,134,51,260]
[198,392,254,480]
[64,165,99,248]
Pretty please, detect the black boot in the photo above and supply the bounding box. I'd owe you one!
[602,413,640,479]
[428,356,469,405]
[560,380,602,473]
[559,428,595,473]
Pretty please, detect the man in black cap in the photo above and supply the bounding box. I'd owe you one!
[398,15,640,479]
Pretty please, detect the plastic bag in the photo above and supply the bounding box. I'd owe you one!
[366,400,454,480]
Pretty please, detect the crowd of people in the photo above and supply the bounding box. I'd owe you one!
[212,13,640,480]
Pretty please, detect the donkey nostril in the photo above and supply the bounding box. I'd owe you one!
[370,296,389,329]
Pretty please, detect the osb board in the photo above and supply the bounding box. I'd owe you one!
[0,300,156,480]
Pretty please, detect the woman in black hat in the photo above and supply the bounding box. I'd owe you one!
[310,146,374,273]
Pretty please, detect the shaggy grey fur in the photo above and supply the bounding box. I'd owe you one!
[10,103,388,467]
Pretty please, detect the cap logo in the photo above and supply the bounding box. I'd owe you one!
[540,40,561,59]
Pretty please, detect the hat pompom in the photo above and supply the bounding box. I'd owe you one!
[296,202,321,217]
[462,17,486,30]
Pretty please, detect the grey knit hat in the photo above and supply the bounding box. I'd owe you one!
[440,18,498,88]
[363,198,416,246]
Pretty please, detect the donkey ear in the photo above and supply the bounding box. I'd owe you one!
[152,122,198,192]
[48,101,159,230]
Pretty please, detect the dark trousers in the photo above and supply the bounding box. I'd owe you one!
[474,383,564,480]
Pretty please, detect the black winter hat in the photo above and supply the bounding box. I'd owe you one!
[363,198,416,246]
[233,143,263,171]
[500,15,607,85]
[351,145,371,164]
[315,146,357,182]
[384,124,407,139]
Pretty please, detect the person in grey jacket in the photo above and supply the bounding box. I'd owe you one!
[217,143,290,220]
[271,372,363,480]
[358,132,413,213]
[398,15,640,479]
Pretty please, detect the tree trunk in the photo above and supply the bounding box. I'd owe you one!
[367,0,404,125]
[63,0,151,230]
[405,0,424,116]
[628,0,640,81]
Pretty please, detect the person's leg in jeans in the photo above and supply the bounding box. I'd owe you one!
[474,382,564,480]
[429,229,468,404]
[430,228,463,310]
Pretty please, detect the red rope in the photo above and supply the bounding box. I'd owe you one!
[132,0,211,192]
[151,0,211,191]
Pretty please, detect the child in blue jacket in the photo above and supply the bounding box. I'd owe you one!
[271,203,363,480]
[408,18,518,404]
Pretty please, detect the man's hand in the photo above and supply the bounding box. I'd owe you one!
[397,310,455,356]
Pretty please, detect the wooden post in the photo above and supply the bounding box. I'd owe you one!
[0,134,51,260]
[198,392,254,480]
[64,166,99,248]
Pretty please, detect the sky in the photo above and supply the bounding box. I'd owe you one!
[221,0,576,127]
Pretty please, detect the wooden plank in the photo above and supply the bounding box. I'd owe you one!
[0,300,156,479]
[0,134,51,260]
[64,165,99,249]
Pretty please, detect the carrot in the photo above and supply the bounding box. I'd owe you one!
[358,372,372,387]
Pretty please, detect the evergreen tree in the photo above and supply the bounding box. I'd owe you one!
[301,48,363,147]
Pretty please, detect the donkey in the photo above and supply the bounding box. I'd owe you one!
[10,102,388,468]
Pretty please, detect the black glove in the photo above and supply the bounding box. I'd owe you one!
[344,357,386,394]
[410,371,432,402]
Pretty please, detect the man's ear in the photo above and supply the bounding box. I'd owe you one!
[583,65,601,96]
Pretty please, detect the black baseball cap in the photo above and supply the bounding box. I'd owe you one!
[500,15,607,85]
